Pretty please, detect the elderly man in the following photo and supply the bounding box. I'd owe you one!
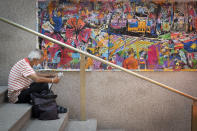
[8,49,60,103]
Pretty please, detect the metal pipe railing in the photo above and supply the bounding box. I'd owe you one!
[0,16,197,101]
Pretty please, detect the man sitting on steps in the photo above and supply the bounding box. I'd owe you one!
[8,49,59,103]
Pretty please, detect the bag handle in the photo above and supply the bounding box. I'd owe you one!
[49,72,63,90]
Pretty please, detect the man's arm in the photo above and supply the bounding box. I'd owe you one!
[36,72,56,78]
[27,73,60,83]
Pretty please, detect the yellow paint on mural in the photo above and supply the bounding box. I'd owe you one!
[138,21,146,33]
[45,42,54,48]
[128,20,146,33]
[191,43,197,49]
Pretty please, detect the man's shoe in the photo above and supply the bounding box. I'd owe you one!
[57,105,67,113]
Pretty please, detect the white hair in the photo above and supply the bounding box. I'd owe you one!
[28,49,43,61]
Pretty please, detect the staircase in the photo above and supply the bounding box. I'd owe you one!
[0,86,125,131]
[0,86,69,131]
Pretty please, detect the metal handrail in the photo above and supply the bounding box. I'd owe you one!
[0,16,197,101]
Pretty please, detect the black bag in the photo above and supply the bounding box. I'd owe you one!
[30,90,59,120]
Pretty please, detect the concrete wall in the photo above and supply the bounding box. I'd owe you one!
[53,71,197,131]
[0,0,37,85]
[0,0,197,131]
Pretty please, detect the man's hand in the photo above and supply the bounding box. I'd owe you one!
[52,76,60,83]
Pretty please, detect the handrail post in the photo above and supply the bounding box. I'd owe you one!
[192,100,197,131]
[80,54,86,121]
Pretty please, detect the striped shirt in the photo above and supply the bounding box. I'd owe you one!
[8,58,35,103]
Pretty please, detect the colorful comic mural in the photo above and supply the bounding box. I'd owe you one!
[37,0,197,71]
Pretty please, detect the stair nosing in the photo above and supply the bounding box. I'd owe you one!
[21,112,69,131]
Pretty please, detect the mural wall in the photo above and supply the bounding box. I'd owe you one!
[38,0,197,71]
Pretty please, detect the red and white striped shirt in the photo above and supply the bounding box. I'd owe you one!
[8,58,35,103]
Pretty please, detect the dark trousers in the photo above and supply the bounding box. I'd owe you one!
[17,82,49,103]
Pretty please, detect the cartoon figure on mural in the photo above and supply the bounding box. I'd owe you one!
[123,48,138,69]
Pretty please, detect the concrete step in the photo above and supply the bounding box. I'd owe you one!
[65,119,97,131]
[22,112,69,131]
[0,103,32,131]
[98,129,125,131]
[0,86,8,104]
